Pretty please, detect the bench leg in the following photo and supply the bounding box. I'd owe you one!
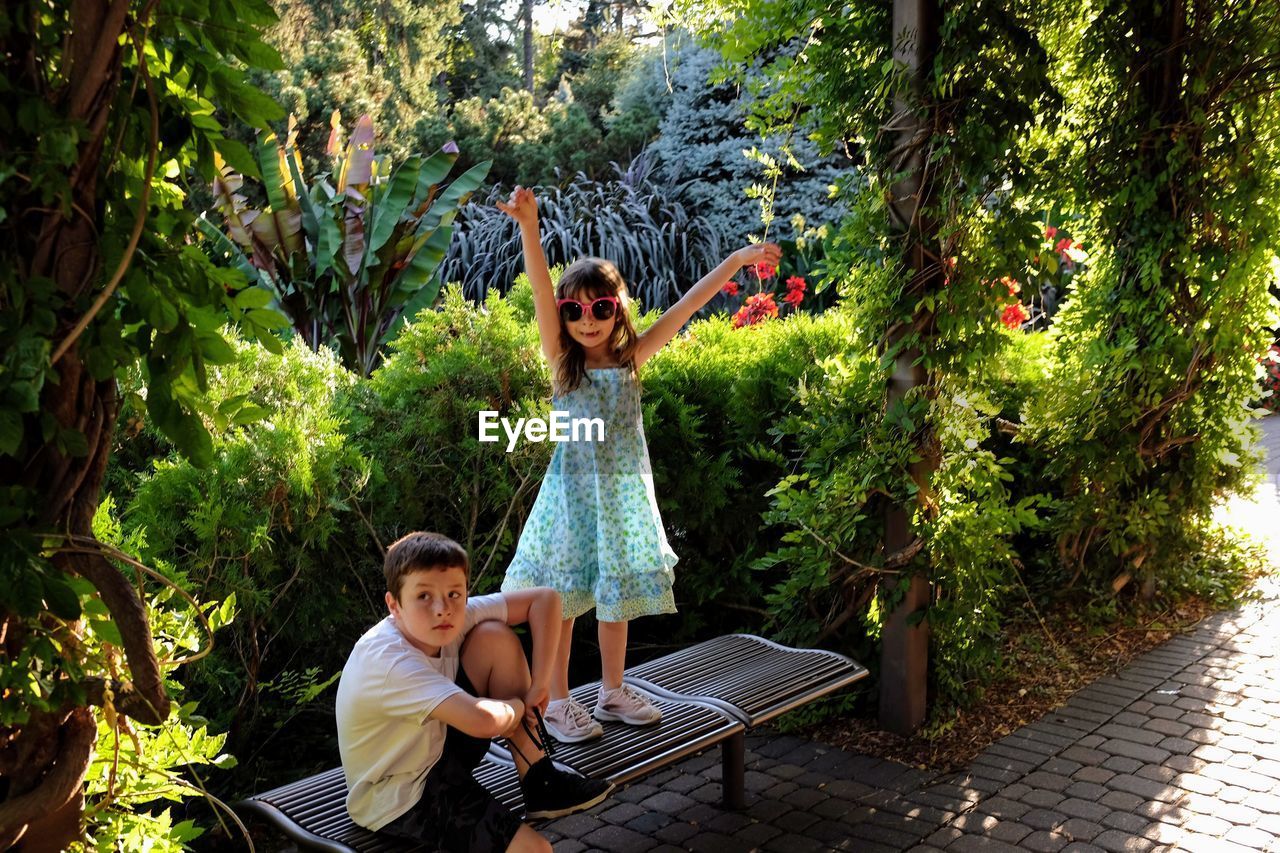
[721,731,745,810]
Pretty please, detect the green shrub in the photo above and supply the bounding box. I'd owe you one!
[355,282,551,591]
[118,336,375,773]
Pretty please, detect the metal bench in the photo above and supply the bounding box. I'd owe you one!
[236,635,867,851]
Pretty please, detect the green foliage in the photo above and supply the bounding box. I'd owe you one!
[440,158,724,310]
[640,308,871,636]
[1022,0,1280,593]
[647,34,851,248]
[118,336,372,753]
[66,498,240,850]
[202,114,491,376]
[253,0,464,170]
[356,281,552,591]
[2,0,290,839]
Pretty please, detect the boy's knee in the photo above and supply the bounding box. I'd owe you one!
[463,620,524,661]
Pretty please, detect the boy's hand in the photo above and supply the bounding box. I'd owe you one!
[496,185,539,230]
[732,242,782,271]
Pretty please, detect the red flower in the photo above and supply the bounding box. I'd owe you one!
[1044,226,1058,239]
[722,280,740,296]
[1055,238,1073,254]
[785,275,806,291]
[1001,302,1030,330]
[753,262,777,280]
[783,288,804,307]
[732,293,779,328]
[1000,276,1021,296]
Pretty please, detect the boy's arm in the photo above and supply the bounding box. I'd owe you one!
[431,691,527,740]
[634,242,782,368]
[501,587,562,717]
[497,187,563,365]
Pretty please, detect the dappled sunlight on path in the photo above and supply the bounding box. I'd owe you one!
[1213,413,1280,571]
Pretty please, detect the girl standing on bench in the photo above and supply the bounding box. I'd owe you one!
[497,186,782,743]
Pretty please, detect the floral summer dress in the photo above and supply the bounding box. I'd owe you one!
[502,367,678,622]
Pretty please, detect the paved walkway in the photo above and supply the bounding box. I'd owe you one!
[547,414,1280,852]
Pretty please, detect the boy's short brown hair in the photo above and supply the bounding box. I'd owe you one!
[384,532,470,600]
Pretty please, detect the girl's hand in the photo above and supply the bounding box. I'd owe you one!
[732,242,783,272]
[496,185,539,229]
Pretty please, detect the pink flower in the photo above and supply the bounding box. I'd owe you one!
[722,280,740,296]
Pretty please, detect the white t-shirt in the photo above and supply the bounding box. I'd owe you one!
[335,593,508,830]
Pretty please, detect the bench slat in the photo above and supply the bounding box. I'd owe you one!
[625,633,869,725]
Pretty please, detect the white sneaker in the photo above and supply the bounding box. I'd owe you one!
[543,698,604,743]
[593,684,663,726]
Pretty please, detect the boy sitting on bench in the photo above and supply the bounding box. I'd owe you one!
[336,532,613,852]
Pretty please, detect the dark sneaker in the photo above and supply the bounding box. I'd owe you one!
[520,757,614,819]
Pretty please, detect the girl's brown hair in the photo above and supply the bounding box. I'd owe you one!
[554,257,640,394]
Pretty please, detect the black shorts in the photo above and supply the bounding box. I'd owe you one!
[378,668,523,852]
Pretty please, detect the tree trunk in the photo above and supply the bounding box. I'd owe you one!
[523,0,535,94]
[0,5,170,844]
[878,0,941,737]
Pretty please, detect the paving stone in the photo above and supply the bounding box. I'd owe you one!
[598,802,649,825]
[1041,757,1084,777]
[1058,818,1105,842]
[1100,756,1143,774]
[1021,830,1070,852]
[1223,825,1276,849]
[640,790,698,814]
[624,811,674,835]
[1099,790,1144,811]
[973,795,1030,821]
[845,819,920,849]
[1097,724,1165,747]
[1022,808,1067,831]
[580,824,655,852]
[1058,843,1106,853]
[1100,811,1150,835]
[1064,781,1109,801]
[943,835,1023,852]
[1106,774,1182,803]
[1024,771,1075,792]
[545,813,607,837]
[1141,718,1190,738]
[551,840,588,853]
[1057,798,1112,823]
[653,821,698,845]
[1073,766,1116,785]
[1133,764,1175,784]
[771,808,821,834]
[1099,740,1171,765]
[1061,746,1110,765]
[1182,813,1233,836]
[613,781,661,804]
[927,827,965,847]
[987,820,1032,844]
[1018,789,1065,810]
[1092,829,1155,852]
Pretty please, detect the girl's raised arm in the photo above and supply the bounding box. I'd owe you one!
[497,186,562,365]
[633,242,782,368]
